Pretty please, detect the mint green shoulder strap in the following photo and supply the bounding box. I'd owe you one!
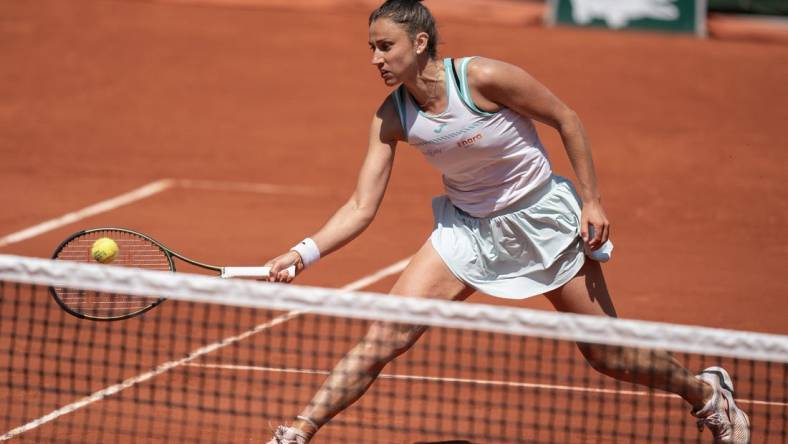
[455,56,495,117]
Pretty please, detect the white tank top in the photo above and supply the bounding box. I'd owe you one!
[392,57,553,217]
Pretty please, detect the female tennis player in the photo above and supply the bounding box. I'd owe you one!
[265,1,750,442]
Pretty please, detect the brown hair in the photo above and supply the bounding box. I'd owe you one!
[369,0,439,59]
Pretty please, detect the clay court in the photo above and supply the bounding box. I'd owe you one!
[1,0,787,442]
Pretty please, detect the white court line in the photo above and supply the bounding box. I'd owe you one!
[341,258,410,291]
[186,363,788,409]
[0,178,327,249]
[0,179,174,248]
[0,257,410,441]
[176,179,324,196]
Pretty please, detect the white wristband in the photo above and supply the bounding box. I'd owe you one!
[290,238,320,268]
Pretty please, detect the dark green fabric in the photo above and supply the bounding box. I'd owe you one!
[708,0,788,15]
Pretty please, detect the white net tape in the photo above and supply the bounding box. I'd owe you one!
[1,254,786,363]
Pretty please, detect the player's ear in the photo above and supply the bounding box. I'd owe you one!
[414,31,429,55]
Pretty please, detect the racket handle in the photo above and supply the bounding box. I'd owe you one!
[220,266,296,279]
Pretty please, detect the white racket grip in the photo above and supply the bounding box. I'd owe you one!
[220,266,296,279]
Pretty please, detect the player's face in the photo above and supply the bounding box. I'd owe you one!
[369,18,418,86]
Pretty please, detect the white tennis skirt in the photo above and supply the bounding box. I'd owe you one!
[430,175,588,299]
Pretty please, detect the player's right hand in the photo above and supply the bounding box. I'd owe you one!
[580,200,610,250]
[264,251,303,283]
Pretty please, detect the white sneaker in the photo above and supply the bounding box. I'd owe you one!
[693,366,751,443]
[266,426,309,444]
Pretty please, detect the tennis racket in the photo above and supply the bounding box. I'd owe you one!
[50,227,295,321]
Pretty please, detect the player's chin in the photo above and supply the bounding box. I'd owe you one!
[380,73,399,86]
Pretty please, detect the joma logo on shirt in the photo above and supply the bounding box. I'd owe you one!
[457,133,483,148]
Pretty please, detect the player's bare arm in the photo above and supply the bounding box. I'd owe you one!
[265,97,401,281]
[465,57,609,248]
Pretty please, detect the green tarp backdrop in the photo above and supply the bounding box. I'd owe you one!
[708,0,788,15]
[547,0,708,35]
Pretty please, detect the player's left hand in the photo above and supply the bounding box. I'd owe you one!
[581,200,610,250]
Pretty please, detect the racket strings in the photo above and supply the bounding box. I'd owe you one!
[54,230,171,318]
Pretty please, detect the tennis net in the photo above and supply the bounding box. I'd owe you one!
[0,254,786,443]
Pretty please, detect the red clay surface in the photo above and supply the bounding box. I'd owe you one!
[1,0,787,442]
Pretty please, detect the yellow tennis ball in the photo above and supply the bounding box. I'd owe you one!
[91,237,119,264]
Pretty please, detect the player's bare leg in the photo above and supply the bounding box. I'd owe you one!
[287,241,474,442]
[545,260,750,442]
[544,260,712,408]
